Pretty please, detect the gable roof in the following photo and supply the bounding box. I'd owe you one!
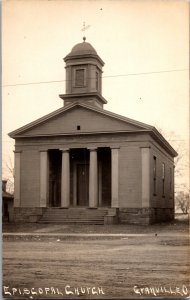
[9,102,177,157]
[9,102,152,136]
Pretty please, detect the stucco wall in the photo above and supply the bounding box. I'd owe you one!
[119,145,142,208]
[148,142,175,222]
[16,133,149,209]
[150,143,174,209]
[16,132,175,221]
[20,150,40,207]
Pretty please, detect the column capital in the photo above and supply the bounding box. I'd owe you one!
[60,148,70,153]
[140,146,151,149]
[14,150,22,153]
[39,149,48,152]
[88,147,97,151]
[110,146,120,150]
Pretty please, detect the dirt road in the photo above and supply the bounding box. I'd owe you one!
[3,227,190,299]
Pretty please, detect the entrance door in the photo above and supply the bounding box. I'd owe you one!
[77,164,89,206]
[48,150,61,207]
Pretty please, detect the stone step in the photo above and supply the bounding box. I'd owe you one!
[42,213,106,218]
[41,218,104,222]
[39,219,104,224]
[42,211,105,214]
[40,216,105,218]
[38,208,108,224]
[40,219,104,222]
[39,221,104,225]
[42,209,107,216]
[44,208,107,212]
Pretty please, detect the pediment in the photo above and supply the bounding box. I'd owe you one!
[9,103,152,138]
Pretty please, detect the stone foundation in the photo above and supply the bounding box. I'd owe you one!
[13,207,45,222]
[151,208,174,223]
[118,208,152,225]
[13,207,174,224]
[118,208,174,225]
[104,208,119,224]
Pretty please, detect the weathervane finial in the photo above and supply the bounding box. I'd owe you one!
[81,21,91,41]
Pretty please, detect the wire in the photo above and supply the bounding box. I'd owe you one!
[3,68,188,87]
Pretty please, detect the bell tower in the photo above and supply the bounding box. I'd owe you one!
[59,38,107,109]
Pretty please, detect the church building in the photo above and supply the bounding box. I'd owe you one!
[9,38,177,225]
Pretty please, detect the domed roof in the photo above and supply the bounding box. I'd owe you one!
[64,38,104,66]
[65,38,98,57]
[71,39,97,56]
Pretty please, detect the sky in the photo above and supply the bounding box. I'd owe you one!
[2,0,189,190]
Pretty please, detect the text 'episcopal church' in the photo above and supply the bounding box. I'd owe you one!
[9,38,177,225]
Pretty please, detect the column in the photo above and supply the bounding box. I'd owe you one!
[141,147,150,207]
[89,148,98,208]
[111,147,119,208]
[40,150,48,207]
[14,151,22,207]
[61,149,70,207]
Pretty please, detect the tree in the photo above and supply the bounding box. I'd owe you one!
[155,127,189,190]
[175,190,190,214]
[155,127,189,215]
[3,156,14,194]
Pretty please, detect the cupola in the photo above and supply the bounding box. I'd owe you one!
[59,38,107,109]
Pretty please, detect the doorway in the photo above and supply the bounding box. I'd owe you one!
[98,147,111,207]
[48,149,61,207]
[77,163,89,206]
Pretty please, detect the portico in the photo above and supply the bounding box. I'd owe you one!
[39,147,118,209]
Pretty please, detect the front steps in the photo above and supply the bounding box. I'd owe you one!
[38,207,108,225]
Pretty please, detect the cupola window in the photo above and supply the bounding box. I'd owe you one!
[96,71,99,91]
[75,69,85,87]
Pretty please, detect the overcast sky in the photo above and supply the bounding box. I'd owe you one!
[2,0,189,188]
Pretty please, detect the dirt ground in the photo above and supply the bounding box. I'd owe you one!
[3,215,190,299]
